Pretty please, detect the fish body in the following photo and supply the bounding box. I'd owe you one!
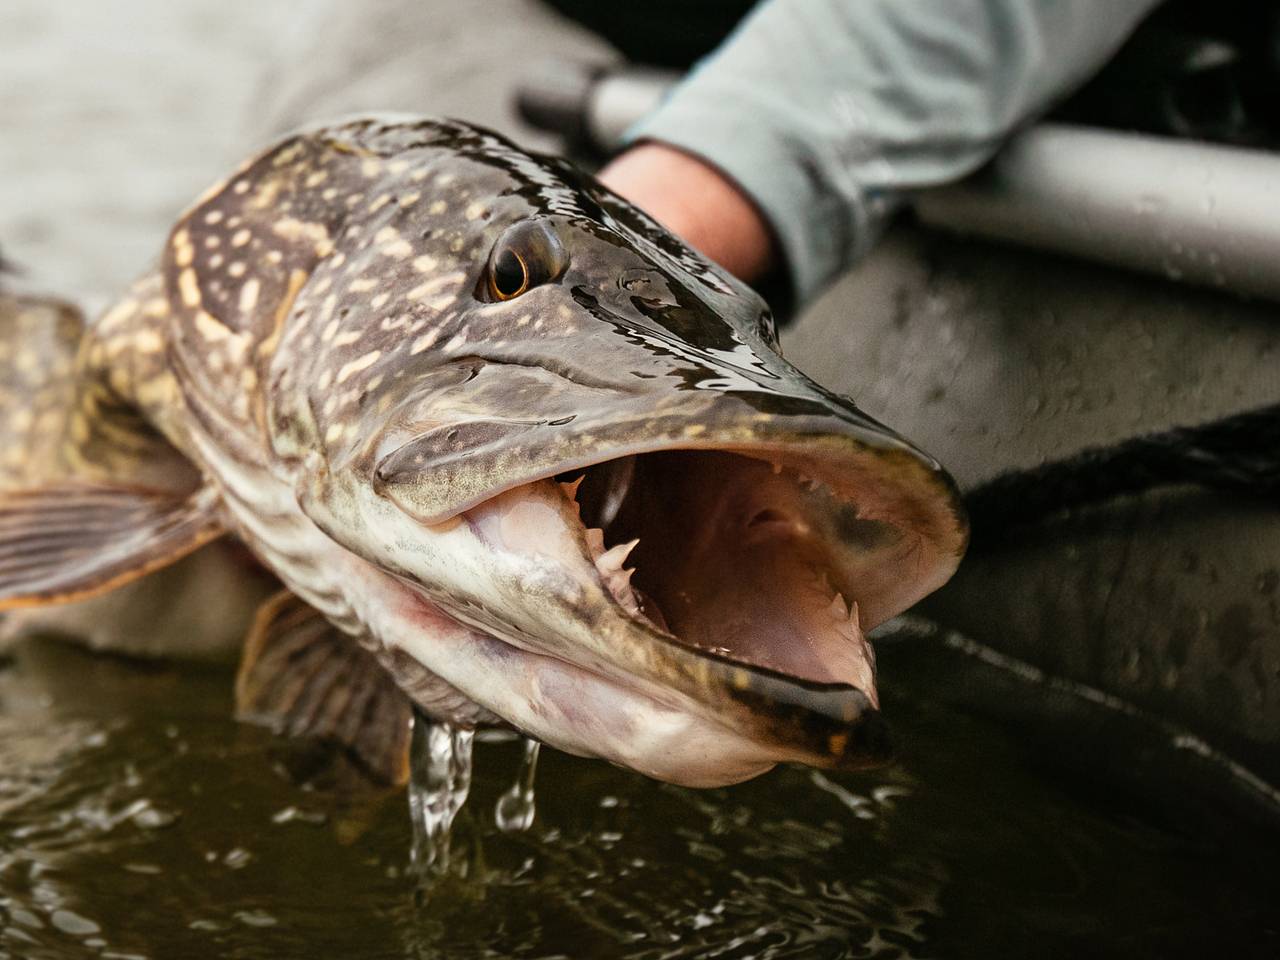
[0,118,966,787]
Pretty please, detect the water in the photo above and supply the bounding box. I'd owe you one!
[407,719,474,876]
[493,738,541,834]
[0,638,1276,960]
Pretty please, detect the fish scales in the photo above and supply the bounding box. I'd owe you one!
[0,116,966,787]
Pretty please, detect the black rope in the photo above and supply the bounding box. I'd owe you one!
[963,402,1280,546]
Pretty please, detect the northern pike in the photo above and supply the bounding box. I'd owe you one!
[0,118,966,787]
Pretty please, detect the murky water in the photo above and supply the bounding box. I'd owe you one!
[2,638,1276,960]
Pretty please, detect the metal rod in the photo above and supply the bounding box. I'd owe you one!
[520,66,1280,304]
[914,124,1280,303]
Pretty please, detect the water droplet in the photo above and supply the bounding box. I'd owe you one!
[494,738,540,833]
[131,805,177,830]
[408,714,474,875]
[50,909,100,936]
[810,771,876,820]
[5,926,37,947]
[271,806,327,826]
[872,785,911,807]
[9,908,42,929]
[234,909,277,928]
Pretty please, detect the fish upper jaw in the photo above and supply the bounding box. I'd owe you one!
[365,388,966,626]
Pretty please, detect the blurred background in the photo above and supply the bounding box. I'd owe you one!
[1,2,295,308]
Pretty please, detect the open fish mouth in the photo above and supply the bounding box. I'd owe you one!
[566,451,879,702]
[430,438,963,781]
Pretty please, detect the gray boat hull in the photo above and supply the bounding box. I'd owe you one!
[787,226,1280,784]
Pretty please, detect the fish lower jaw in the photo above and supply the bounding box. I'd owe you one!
[363,577,794,787]
[585,518,871,699]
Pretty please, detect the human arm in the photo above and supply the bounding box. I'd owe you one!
[599,0,1165,304]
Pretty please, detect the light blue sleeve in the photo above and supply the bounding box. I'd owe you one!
[624,0,1165,304]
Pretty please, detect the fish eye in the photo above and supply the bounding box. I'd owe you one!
[483,219,568,302]
[490,248,528,300]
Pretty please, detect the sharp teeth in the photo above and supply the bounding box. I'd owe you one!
[834,600,863,642]
[595,538,638,573]
[829,592,849,621]
[559,476,584,501]
[584,527,605,557]
[597,455,636,529]
[603,566,639,614]
[771,461,783,475]
[596,540,642,616]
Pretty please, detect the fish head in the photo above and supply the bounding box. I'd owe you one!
[260,119,967,786]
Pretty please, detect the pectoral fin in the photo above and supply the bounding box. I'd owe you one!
[235,591,413,786]
[0,283,226,614]
[0,483,224,610]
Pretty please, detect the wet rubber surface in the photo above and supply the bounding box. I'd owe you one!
[1,639,1275,960]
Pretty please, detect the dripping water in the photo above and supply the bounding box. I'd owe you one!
[494,738,541,833]
[407,711,474,876]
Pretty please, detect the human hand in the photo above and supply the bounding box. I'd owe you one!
[597,142,777,285]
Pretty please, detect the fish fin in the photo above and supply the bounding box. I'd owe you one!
[0,483,224,610]
[235,591,413,786]
[0,292,87,486]
[1,278,201,491]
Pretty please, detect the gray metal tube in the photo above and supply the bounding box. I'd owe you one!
[584,68,673,153]
[538,67,1280,304]
[914,124,1280,303]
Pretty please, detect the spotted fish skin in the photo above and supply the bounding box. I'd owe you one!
[68,115,775,725]
[91,119,629,718]
[54,116,965,782]
[0,293,83,486]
